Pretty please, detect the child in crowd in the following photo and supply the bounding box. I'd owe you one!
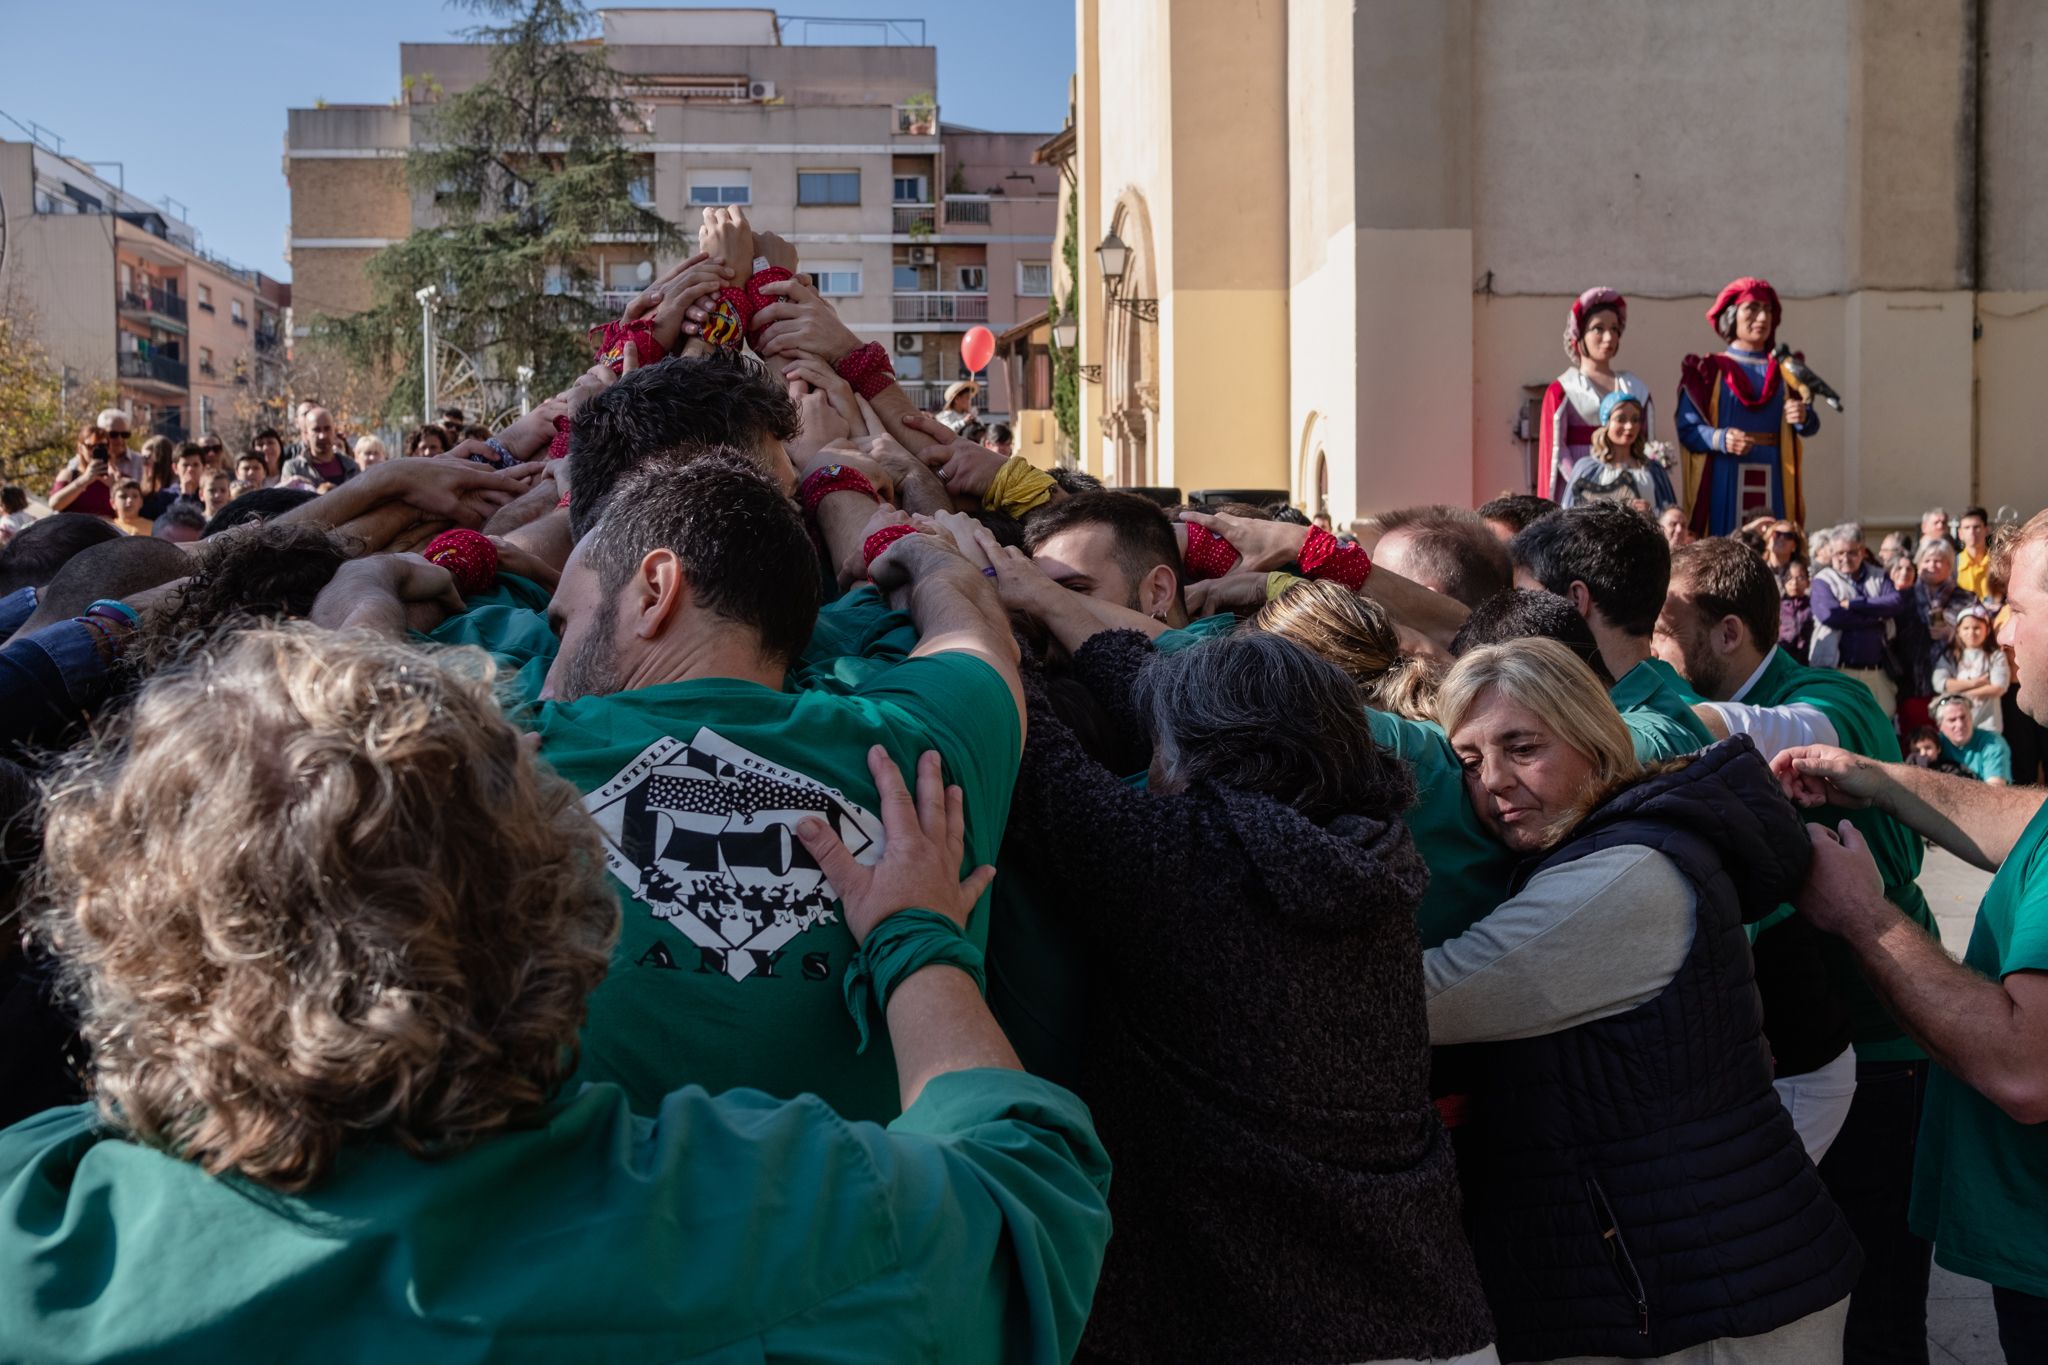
[109,480,152,538]
[1563,392,1677,512]
[1780,559,1815,663]
[1908,724,1976,779]
[1933,604,2010,734]
[200,471,236,522]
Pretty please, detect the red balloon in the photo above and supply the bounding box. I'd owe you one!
[960,326,995,374]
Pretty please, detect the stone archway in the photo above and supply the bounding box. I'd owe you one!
[1101,194,1160,487]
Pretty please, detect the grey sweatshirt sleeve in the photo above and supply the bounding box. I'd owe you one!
[1423,844,1697,1045]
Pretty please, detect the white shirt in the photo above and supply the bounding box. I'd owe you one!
[1696,647,1840,760]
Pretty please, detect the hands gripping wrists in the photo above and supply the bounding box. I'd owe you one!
[800,464,880,518]
[862,523,920,572]
[835,342,896,400]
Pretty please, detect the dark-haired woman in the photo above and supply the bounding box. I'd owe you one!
[985,535,1496,1365]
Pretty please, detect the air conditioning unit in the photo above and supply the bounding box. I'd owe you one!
[749,80,777,102]
[894,333,922,354]
[908,246,937,266]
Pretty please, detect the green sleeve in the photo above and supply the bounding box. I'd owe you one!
[857,652,1023,832]
[423,574,559,709]
[877,1069,1113,1364]
[1152,613,1236,655]
[790,586,923,696]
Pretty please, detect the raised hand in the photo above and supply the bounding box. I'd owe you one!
[794,746,994,945]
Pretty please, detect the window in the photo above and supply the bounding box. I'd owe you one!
[957,265,986,292]
[809,262,862,296]
[609,262,651,291]
[627,175,654,208]
[230,299,246,325]
[894,352,925,380]
[893,264,923,291]
[687,171,750,206]
[1018,261,1052,297]
[797,170,860,206]
[198,346,214,374]
[892,174,928,203]
[543,265,571,296]
[196,283,214,311]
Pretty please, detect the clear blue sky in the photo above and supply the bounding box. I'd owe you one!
[1,0,1074,280]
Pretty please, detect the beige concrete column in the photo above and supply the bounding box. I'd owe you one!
[1343,0,1476,515]
[1073,0,1109,481]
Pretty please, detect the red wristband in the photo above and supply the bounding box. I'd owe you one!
[800,463,879,516]
[590,321,666,375]
[743,266,795,338]
[423,528,500,595]
[862,523,919,571]
[835,342,896,400]
[1182,523,1242,581]
[547,414,571,460]
[1299,525,1371,591]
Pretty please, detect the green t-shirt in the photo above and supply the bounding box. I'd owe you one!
[1942,729,2014,784]
[535,658,1019,1122]
[1612,657,1716,762]
[1153,611,1237,654]
[0,1071,1112,1363]
[433,594,1021,1122]
[1745,647,1937,1059]
[1910,795,2048,1296]
[1367,709,1520,948]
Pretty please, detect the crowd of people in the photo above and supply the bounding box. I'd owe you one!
[0,217,2042,1365]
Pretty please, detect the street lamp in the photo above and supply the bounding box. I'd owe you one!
[1094,230,1129,287]
[516,365,535,416]
[1051,308,1077,351]
[414,285,439,420]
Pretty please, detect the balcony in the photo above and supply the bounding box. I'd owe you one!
[254,327,281,354]
[120,285,188,328]
[893,292,989,325]
[119,351,189,390]
[896,381,947,410]
[893,102,938,137]
[943,196,992,226]
[891,203,935,235]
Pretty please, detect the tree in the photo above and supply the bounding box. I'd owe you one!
[329,0,684,424]
[0,305,116,493]
[1050,192,1081,459]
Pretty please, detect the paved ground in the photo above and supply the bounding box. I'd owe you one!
[1916,846,2002,1364]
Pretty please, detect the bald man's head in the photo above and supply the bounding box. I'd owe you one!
[13,536,191,640]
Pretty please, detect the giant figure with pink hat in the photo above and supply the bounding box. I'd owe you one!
[1675,277,1817,535]
[1537,287,1658,504]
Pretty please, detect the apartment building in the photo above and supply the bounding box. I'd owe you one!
[0,134,288,444]
[284,8,1056,418]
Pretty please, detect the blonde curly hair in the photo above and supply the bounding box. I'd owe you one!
[31,625,618,1191]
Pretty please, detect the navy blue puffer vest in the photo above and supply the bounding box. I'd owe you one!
[1448,738,1862,1362]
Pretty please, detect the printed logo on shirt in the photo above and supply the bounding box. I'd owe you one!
[584,729,883,982]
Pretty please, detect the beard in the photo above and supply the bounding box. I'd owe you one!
[556,622,622,702]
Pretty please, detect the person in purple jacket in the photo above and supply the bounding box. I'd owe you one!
[1810,521,1910,720]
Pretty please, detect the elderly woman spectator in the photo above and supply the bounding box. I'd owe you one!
[0,626,1112,1361]
[981,534,1497,1365]
[352,434,390,468]
[1810,521,1910,718]
[1426,638,1860,1362]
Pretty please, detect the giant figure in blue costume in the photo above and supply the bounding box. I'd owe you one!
[1675,277,1817,536]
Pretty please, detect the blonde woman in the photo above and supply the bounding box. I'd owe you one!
[1425,638,1859,1363]
[352,434,390,468]
[1251,577,1440,722]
